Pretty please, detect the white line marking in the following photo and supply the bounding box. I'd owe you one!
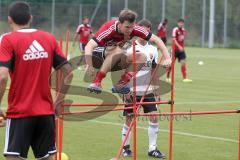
[89,119,238,143]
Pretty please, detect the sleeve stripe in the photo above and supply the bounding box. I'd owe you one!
[134,28,149,37]
[96,25,115,42]
[172,27,178,37]
[157,23,162,30]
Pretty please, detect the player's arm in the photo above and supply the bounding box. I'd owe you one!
[0,67,8,118]
[85,39,98,68]
[54,63,73,116]
[72,33,79,47]
[149,34,171,67]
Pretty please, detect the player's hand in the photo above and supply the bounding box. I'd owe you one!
[85,65,95,78]
[178,46,184,51]
[54,99,64,117]
[0,109,6,127]
[163,58,172,68]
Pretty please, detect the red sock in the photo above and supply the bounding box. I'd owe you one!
[120,72,133,83]
[181,64,187,79]
[94,71,106,84]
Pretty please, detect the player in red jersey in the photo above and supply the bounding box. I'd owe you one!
[166,19,192,82]
[85,9,172,94]
[73,16,94,69]
[0,2,73,160]
[157,19,168,44]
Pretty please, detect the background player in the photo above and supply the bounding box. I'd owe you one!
[85,9,171,94]
[120,19,165,159]
[0,2,73,160]
[166,19,192,82]
[73,16,94,69]
[157,19,168,44]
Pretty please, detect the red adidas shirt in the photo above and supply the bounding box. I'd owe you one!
[93,20,152,47]
[157,23,167,38]
[76,24,92,44]
[0,29,67,118]
[172,27,185,51]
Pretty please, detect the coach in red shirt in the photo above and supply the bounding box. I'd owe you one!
[0,2,73,160]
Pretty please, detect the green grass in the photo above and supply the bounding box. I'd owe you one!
[0,45,240,160]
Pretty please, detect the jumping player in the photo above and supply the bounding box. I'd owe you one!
[120,19,165,159]
[166,19,192,82]
[0,2,73,160]
[85,9,171,94]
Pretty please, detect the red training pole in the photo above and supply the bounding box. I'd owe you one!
[169,38,176,160]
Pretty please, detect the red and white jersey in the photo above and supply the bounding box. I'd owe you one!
[172,27,185,51]
[157,23,167,38]
[93,20,152,47]
[76,24,93,44]
[0,29,67,118]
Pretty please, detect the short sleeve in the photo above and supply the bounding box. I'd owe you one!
[0,34,14,69]
[76,25,82,34]
[172,27,178,38]
[52,37,68,70]
[133,26,152,41]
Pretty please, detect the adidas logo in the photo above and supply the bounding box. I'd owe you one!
[23,40,48,61]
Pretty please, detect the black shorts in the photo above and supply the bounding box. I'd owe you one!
[161,37,167,44]
[79,43,86,52]
[92,47,126,71]
[174,51,186,62]
[123,93,158,116]
[3,115,56,159]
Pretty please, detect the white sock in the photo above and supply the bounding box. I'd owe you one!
[148,122,159,152]
[122,124,132,147]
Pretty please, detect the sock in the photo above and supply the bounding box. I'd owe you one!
[122,124,132,147]
[181,64,187,79]
[120,72,133,83]
[93,71,106,84]
[148,122,159,152]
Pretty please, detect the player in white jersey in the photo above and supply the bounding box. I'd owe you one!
[120,19,165,159]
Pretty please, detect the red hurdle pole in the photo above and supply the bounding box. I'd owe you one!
[169,38,176,160]
[65,30,69,58]
[132,40,137,160]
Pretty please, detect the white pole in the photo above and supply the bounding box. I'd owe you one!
[79,4,82,25]
[208,0,215,48]
[143,0,147,19]
[201,0,206,47]
[51,0,55,34]
[90,0,102,25]
[182,0,185,19]
[107,0,111,20]
[125,0,128,9]
[162,0,165,20]
[223,0,228,47]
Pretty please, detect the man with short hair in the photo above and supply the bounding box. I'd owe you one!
[85,9,172,94]
[167,19,192,82]
[73,16,93,69]
[0,2,73,160]
[120,19,165,159]
[157,19,168,44]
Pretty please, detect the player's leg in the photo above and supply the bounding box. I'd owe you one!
[121,93,135,157]
[31,115,56,160]
[111,50,147,94]
[179,51,192,82]
[4,118,35,160]
[77,43,86,69]
[142,93,166,159]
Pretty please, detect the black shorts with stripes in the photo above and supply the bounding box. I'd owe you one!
[3,115,56,159]
[92,47,127,71]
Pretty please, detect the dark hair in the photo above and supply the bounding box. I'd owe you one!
[138,19,152,30]
[163,18,168,24]
[118,9,137,23]
[9,1,31,25]
[178,18,185,23]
